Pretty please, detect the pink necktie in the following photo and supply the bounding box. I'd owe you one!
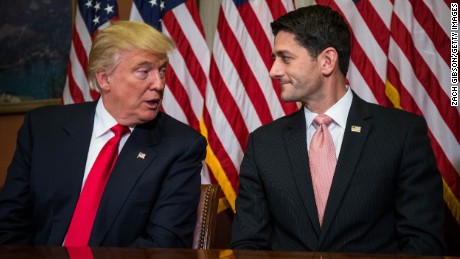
[309,114,336,227]
[65,124,129,247]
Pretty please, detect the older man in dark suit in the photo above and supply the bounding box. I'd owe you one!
[0,21,206,248]
[231,5,444,255]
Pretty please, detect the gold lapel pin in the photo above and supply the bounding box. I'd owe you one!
[351,125,361,133]
[137,152,146,159]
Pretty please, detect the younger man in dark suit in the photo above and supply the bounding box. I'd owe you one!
[231,5,444,255]
[0,21,207,248]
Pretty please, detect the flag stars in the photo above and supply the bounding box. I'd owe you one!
[104,4,114,15]
[149,0,157,7]
[85,0,92,9]
[94,1,101,11]
[148,0,165,10]
[93,15,100,25]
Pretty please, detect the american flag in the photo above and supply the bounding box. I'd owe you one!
[203,0,299,211]
[130,0,209,134]
[62,0,118,104]
[313,0,459,226]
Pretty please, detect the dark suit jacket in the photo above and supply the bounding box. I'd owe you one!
[0,101,207,248]
[231,92,445,255]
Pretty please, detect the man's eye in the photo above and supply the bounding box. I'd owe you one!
[135,68,150,79]
[159,67,166,79]
[281,55,291,63]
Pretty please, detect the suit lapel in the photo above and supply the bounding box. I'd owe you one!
[48,103,96,245]
[282,109,321,237]
[89,119,160,246]
[318,93,373,244]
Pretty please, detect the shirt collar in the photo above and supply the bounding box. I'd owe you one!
[304,86,353,129]
[93,99,120,139]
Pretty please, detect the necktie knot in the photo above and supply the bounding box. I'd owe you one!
[111,124,130,138]
[314,114,333,127]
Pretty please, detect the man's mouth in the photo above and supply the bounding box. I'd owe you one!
[145,99,160,108]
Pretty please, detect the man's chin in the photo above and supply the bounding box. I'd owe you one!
[136,111,159,124]
[280,95,297,103]
[144,113,159,121]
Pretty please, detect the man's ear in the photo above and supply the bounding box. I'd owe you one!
[95,70,110,91]
[320,47,338,76]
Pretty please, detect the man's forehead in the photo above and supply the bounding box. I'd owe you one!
[120,51,167,66]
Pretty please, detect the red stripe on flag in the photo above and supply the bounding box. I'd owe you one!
[63,4,114,104]
[266,0,288,19]
[316,0,390,106]
[444,0,453,7]
[72,30,89,81]
[217,8,273,125]
[203,107,240,192]
[386,62,419,113]
[184,0,207,38]
[162,11,207,98]
[206,1,297,209]
[165,67,200,130]
[237,2,272,70]
[209,57,249,151]
[410,0,450,65]
[66,62,85,104]
[265,0,300,116]
[390,13,460,142]
[429,130,460,202]
[387,60,459,201]
[350,34,389,106]
[353,0,390,55]
[388,62,460,200]
[237,2,298,116]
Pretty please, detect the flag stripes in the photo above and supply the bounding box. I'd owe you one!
[204,0,297,211]
[391,11,459,139]
[62,1,118,104]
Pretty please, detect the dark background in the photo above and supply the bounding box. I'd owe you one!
[0,0,72,101]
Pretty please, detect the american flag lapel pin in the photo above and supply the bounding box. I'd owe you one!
[351,125,361,133]
[137,152,146,159]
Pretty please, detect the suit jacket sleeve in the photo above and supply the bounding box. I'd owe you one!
[131,133,207,248]
[231,133,272,250]
[0,112,34,244]
[395,115,445,255]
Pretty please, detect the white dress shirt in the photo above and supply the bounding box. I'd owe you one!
[305,87,353,159]
[81,99,133,189]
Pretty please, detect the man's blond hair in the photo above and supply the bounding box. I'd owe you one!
[87,21,175,91]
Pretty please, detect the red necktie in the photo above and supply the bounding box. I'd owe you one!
[64,124,130,247]
[309,114,336,227]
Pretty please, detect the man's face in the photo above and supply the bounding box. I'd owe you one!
[270,31,323,104]
[100,50,167,126]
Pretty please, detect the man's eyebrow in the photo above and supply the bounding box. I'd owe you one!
[135,59,168,68]
[133,60,153,67]
[272,50,290,57]
[160,60,169,67]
